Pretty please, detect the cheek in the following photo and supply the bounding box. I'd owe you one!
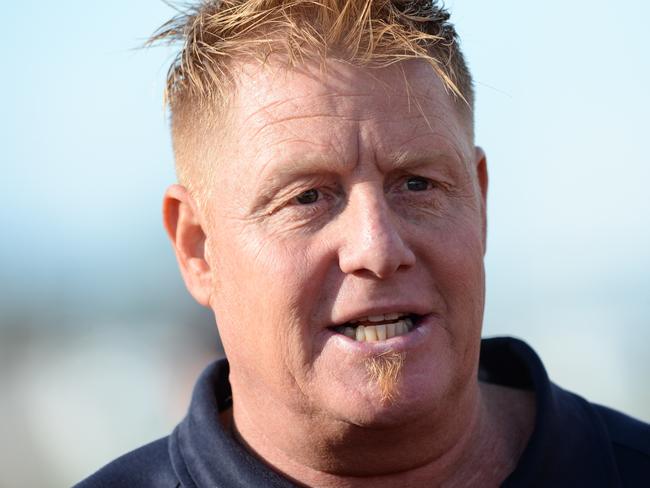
[208,230,330,377]
[441,234,485,324]
[415,213,486,329]
[417,208,485,276]
[422,222,485,391]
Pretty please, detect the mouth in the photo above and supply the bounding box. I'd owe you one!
[328,313,423,342]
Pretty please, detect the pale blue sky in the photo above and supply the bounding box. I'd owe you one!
[1,1,649,483]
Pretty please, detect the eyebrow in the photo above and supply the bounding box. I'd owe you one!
[385,147,467,179]
[261,151,346,181]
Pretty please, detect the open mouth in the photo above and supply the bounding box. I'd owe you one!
[329,313,422,342]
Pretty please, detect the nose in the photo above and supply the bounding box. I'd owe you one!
[337,188,416,279]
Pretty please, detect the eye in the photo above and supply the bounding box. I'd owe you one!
[405,176,432,192]
[295,189,320,204]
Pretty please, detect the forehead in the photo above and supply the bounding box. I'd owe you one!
[219,59,473,173]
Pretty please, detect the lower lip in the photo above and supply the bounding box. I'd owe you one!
[320,314,437,356]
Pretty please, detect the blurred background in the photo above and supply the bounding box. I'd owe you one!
[1,0,648,486]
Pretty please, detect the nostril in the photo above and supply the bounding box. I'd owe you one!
[336,193,415,278]
[338,236,415,279]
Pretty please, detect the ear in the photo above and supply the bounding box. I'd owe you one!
[474,146,489,254]
[163,184,213,306]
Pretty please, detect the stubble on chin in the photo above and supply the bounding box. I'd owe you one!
[365,351,406,404]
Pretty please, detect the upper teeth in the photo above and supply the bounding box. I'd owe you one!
[350,313,408,324]
[336,316,414,342]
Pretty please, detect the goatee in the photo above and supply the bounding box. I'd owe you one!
[365,351,406,404]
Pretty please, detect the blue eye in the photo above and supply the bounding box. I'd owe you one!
[406,177,430,191]
[295,189,319,204]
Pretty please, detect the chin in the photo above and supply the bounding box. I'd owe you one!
[321,358,453,429]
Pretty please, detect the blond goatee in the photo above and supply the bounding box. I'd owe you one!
[365,351,406,404]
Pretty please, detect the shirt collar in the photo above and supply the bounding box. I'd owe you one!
[482,338,621,487]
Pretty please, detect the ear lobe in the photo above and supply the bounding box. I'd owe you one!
[474,147,489,254]
[163,184,213,306]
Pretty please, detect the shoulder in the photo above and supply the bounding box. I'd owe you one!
[593,404,650,483]
[595,403,650,452]
[74,437,179,488]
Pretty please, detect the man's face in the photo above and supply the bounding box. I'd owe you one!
[202,60,487,426]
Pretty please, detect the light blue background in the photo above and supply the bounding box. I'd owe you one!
[1,1,648,485]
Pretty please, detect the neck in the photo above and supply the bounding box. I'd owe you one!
[228,381,534,488]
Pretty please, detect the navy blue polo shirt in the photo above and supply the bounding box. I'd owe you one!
[76,337,650,487]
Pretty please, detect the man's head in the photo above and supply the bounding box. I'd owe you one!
[159,0,487,442]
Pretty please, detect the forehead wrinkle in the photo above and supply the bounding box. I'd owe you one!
[239,89,392,142]
[248,111,379,147]
[240,90,376,127]
[369,112,471,167]
[255,131,353,184]
[390,123,469,156]
[377,125,473,179]
[394,111,472,153]
[250,99,433,150]
[262,138,335,169]
[250,113,359,137]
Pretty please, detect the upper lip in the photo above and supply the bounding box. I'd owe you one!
[331,304,433,326]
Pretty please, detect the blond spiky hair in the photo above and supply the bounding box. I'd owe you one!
[148,0,473,193]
